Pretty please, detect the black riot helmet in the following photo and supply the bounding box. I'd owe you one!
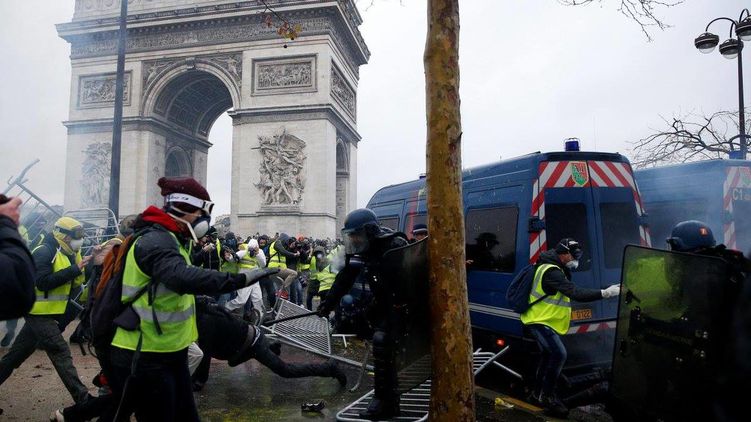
[341,208,380,254]
[667,220,716,252]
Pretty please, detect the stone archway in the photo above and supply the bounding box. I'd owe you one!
[59,0,369,239]
[145,67,237,186]
[164,146,192,177]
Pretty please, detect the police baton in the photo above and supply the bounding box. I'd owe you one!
[262,310,319,327]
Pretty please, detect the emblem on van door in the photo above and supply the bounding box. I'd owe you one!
[571,162,589,186]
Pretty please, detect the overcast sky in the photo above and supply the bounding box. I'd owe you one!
[0,0,748,219]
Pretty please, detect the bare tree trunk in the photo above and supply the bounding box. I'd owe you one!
[424,1,474,420]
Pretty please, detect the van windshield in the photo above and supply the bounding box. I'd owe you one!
[600,202,641,268]
[545,203,591,271]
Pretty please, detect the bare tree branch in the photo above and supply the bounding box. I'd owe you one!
[559,0,683,41]
[630,109,751,168]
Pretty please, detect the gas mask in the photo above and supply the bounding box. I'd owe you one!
[164,193,214,243]
[170,212,210,244]
[69,238,84,252]
[565,260,579,270]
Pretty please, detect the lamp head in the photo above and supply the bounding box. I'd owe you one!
[695,32,720,54]
[719,38,743,60]
[735,16,751,42]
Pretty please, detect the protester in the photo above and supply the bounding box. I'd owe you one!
[99,177,276,421]
[0,216,92,406]
[0,195,35,321]
[521,238,620,417]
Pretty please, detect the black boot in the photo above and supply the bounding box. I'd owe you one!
[540,394,569,418]
[358,396,400,420]
[359,330,400,420]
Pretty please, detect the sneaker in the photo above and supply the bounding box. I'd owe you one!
[276,289,289,300]
[540,394,569,418]
[49,408,65,421]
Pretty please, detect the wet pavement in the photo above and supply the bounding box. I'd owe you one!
[0,321,610,421]
[196,340,373,422]
[192,337,603,422]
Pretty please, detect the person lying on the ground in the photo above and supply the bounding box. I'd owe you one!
[53,296,347,421]
[191,295,347,391]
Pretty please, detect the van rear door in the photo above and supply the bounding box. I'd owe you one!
[530,160,602,325]
[530,160,649,330]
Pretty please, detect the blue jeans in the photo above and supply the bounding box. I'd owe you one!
[290,279,303,306]
[527,324,567,397]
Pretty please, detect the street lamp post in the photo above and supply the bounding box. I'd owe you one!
[695,9,751,160]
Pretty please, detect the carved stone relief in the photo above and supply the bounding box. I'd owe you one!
[78,72,131,108]
[67,12,365,78]
[253,56,316,95]
[254,130,307,206]
[80,141,112,207]
[330,64,355,119]
[143,53,242,96]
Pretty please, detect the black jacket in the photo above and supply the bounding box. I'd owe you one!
[0,216,35,320]
[132,224,246,296]
[322,229,409,313]
[270,234,298,267]
[191,242,221,270]
[537,250,602,302]
[32,231,83,292]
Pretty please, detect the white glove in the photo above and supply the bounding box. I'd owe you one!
[601,285,620,298]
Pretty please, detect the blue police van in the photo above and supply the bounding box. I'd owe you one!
[635,160,751,254]
[365,147,651,381]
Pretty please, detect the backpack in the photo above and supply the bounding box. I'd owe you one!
[505,263,549,314]
[89,230,150,350]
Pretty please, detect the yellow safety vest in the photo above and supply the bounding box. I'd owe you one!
[316,251,339,292]
[267,241,287,269]
[317,265,336,293]
[111,232,197,353]
[238,251,259,270]
[520,264,572,335]
[309,256,318,281]
[298,259,310,272]
[29,245,84,315]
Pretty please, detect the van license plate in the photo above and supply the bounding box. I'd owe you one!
[571,309,592,321]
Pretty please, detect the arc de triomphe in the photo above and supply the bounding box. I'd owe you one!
[57,0,368,238]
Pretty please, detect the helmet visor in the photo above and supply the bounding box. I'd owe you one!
[342,228,369,255]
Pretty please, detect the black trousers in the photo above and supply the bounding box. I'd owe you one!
[100,346,198,422]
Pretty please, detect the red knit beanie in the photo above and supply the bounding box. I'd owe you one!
[157,177,211,201]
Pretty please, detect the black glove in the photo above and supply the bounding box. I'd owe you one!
[316,302,331,318]
[242,267,280,287]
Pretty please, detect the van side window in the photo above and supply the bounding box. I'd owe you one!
[405,213,427,234]
[465,206,518,273]
[379,217,400,231]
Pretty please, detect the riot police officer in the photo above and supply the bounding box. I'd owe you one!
[666,220,749,421]
[667,220,749,281]
[317,208,408,420]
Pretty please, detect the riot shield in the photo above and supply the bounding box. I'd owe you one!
[610,245,731,422]
[379,238,431,393]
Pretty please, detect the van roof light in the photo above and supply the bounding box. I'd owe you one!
[564,138,580,152]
